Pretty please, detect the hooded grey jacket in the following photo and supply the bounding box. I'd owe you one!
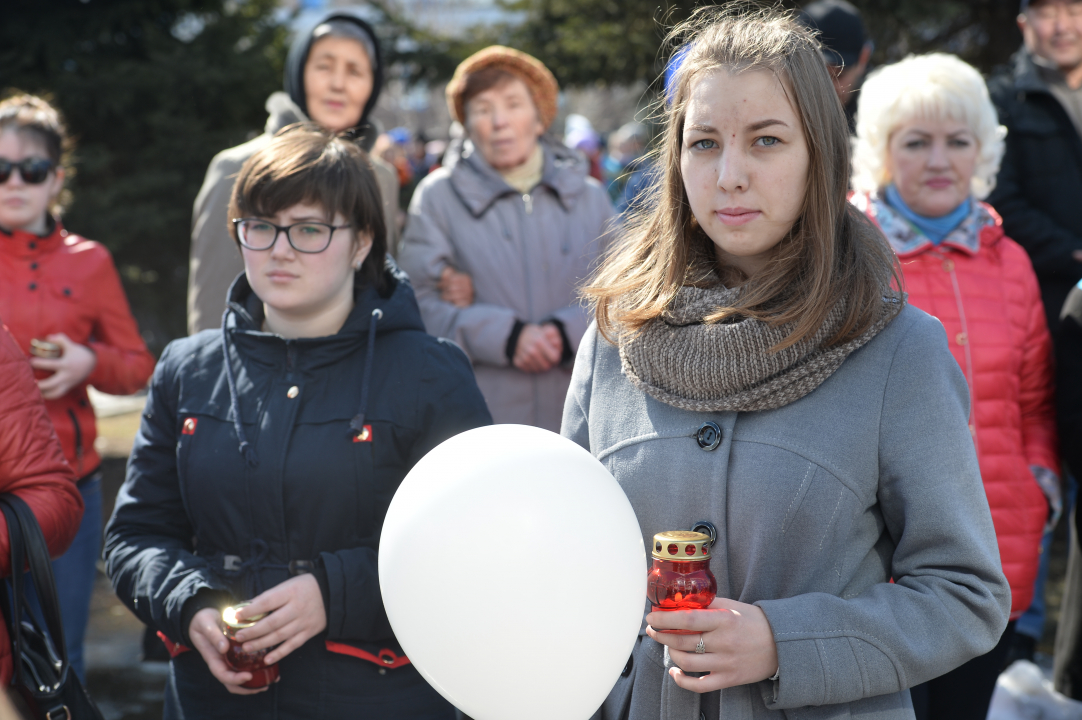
[562,306,1011,719]
[398,139,614,431]
[186,9,398,335]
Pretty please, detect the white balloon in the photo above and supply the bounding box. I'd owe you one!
[380,425,645,720]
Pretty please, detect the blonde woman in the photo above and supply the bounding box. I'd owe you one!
[562,7,1010,719]
[851,53,1058,719]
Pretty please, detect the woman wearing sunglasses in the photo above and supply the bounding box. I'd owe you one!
[0,94,156,681]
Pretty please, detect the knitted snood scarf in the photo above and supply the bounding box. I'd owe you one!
[619,284,904,413]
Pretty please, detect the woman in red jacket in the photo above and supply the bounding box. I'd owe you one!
[0,323,84,684]
[0,94,155,680]
[851,54,1059,719]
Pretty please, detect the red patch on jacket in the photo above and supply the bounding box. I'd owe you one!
[157,631,190,657]
[182,417,197,435]
[353,425,372,443]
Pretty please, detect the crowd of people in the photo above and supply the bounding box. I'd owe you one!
[1,0,1081,718]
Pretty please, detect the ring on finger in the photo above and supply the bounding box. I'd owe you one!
[695,634,706,654]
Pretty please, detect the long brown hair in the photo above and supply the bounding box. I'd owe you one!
[587,4,900,350]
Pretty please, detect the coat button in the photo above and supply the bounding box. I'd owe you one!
[942,259,954,272]
[956,332,968,345]
[287,386,299,398]
[696,422,722,451]
[29,262,37,270]
[28,282,36,291]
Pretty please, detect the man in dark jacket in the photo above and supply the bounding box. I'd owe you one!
[798,0,874,133]
[1054,283,1082,699]
[987,0,1082,342]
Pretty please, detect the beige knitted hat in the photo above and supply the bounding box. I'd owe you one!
[446,46,559,130]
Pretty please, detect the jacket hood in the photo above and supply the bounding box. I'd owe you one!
[220,255,423,467]
[263,92,308,136]
[262,91,380,151]
[450,137,591,217]
[283,8,384,130]
[223,254,423,341]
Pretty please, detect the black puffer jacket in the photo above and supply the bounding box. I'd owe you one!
[988,49,1082,341]
[1054,282,1082,699]
[105,265,491,717]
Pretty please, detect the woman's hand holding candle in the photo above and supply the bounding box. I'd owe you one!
[188,607,266,695]
[645,597,779,692]
[232,574,327,665]
[29,333,96,399]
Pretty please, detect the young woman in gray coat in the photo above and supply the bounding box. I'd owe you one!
[398,47,614,432]
[562,7,1011,719]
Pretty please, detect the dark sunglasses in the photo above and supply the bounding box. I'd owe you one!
[0,158,55,185]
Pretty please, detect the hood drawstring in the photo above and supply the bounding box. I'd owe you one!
[350,308,383,435]
[221,310,259,468]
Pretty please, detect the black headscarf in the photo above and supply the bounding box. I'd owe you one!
[283,8,384,129]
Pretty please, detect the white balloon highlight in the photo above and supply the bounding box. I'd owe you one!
[380,425,645,720]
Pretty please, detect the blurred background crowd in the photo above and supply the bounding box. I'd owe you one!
[0,0,1051,354]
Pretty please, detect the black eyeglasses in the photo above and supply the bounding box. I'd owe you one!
[0,158,55,185]
[232,218,352,254]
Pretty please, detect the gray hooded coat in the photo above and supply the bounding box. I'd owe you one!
[562,306,1011,720]
[398,139,614,431]
[186,10,398,335]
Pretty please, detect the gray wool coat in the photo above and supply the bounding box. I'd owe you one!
[562,305,1011,720]
[398,139,614,432]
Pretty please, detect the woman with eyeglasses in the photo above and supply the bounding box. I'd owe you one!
[0,94,155,682]
[105,123,491,718]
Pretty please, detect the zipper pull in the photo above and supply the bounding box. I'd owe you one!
[523,193,533,215]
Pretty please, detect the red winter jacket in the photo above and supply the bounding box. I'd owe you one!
[854,194,1059,617]
[0,324,84,685]
[0,221,155,476]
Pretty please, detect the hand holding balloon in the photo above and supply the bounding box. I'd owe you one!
[646,597,779,692]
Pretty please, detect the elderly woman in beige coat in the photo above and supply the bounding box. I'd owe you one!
[398,47,614,431]
[187,9,398,334]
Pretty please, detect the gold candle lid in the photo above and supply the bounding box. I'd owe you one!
[29,339,62,359]
[223,602,267,629]
[652,530,711,561]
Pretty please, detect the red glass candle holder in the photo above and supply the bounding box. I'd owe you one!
[646,531,717,635]
[223,603,280,689]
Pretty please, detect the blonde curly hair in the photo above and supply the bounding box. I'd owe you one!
[852,53,1006,200]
